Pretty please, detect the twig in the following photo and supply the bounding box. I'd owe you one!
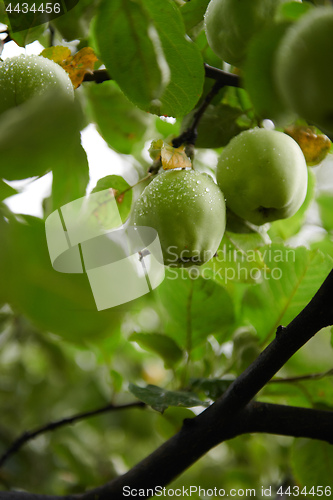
[49,25,55,47]
[172,79,225,148]
[83,64,241,88]
[2,33,12,44]
[204,63,241,87]
[0,401,145,469]
[83,69,112,84]
[116,172,153,201]
[270,368,333,384]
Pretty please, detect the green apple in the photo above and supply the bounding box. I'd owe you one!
[0,55,80,180]
[133,169,226,267]
[204,0,283,66]
[275,7,333,135]
[0,54,74,115]
[216,128,308,226]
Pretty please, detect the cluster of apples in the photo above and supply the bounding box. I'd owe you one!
[133,128,308,267]
[205,0,333,137]
[135,0,333,268]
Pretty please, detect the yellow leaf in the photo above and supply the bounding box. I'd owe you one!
[161,143,192,170]
[285,125,331,166]
[63,48,98,89]
[41,46,98,89]
[41,46,71,65]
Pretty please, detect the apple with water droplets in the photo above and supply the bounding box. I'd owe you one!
[0,54,77,180]
[0,54,74,115]
[133,169,226,267]
[216,128,308,226]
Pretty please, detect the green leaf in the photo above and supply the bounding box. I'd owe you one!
[53,0,99,41]
[1,216,122,343]
[0,92,83,180]
[129,332,183,368]
[311,235,333,260]
[91,174,133,224]
[291,439,333,488]
[157,407,195,439]
[9,23,47,47]
[276,1,314,22]
[129,383,206,413]
[0,179,18,201]
[50,139,89,212]
[180,0,210,32]
[317,193,333,233]
[155,116,181,139]
[84,81,151,154]
[156,268,235,351]
[0,0,9,25]
[260,379,312,408]
[94,0,204,117]
[93,0,166,113]
[241,245,333,342]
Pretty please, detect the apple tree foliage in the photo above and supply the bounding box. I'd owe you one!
[1,0,333,496]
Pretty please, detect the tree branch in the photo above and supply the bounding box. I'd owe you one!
[83,64,241,88]
[204,63,241,87]
[82,69,112,84]
[172,79,225,148]
[79,268,333,499]
[1,269,332,500]
[243,401,333,443]
[0,402,145,469]
[270,367,333,384]
[1,403,332,500]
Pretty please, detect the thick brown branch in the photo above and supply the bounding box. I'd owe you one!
[80,401,333,500]
[1,403,332,500]
[244,401,333,443]
[79,268,333,498]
